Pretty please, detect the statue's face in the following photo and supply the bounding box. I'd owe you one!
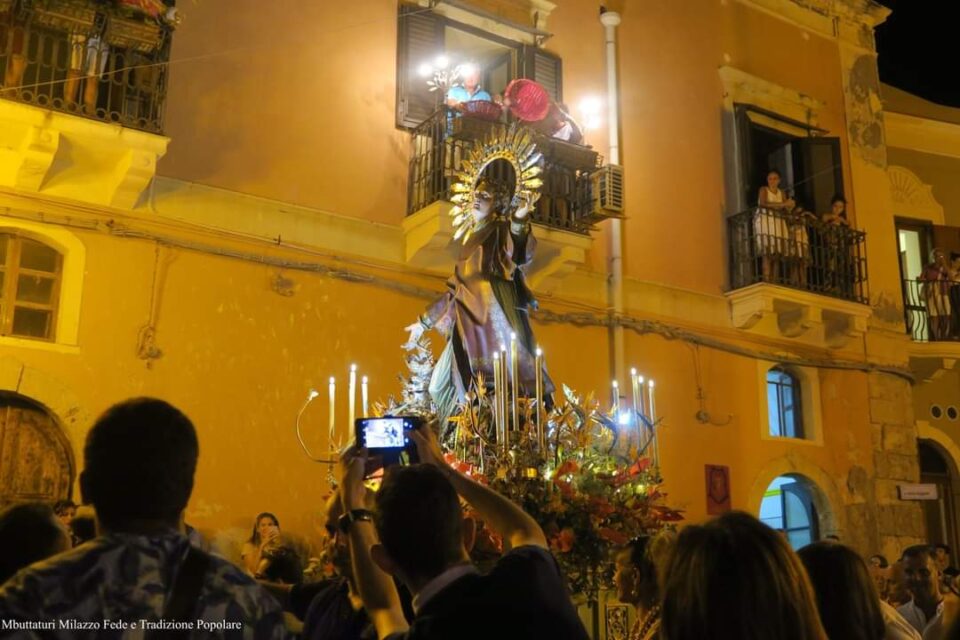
[473,188,494,221]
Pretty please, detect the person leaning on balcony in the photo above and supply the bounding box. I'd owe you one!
[754,169,796,282]
[948,254,960,340]
[445,64,492,111]
[821,195,852,296]
[920,248,952,341]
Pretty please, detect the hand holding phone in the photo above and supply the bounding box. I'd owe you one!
[354,416,423,475]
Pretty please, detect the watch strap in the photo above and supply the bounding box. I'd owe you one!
[338,508,375,533]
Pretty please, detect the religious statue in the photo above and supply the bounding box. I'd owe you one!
[405,124,555,423]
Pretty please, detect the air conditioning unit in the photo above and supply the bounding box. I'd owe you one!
[590,164,624,219]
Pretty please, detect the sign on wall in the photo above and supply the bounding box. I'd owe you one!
[898,483,939,501]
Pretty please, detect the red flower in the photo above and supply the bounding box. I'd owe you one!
[598,527,630,545]
[549,527,576,553]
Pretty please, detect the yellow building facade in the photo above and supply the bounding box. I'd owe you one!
[0,0,938,571]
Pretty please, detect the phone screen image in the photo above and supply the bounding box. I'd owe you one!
[363,418,405,449]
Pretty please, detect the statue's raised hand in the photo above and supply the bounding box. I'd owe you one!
[514,191,540,220]
[404,320,425,349]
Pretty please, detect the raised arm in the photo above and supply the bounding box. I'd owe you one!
[339,448,409,639]
[410,427,546,550]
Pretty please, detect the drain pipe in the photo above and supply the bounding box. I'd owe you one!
[601,8,625,389]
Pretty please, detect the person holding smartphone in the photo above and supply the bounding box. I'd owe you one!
[337,426,588,640]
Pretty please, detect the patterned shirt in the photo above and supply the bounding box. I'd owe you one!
[0,531,291,639]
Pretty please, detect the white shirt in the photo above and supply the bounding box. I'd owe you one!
[897,598,944,638]
[411,563,479,614]
[882,601,922,640]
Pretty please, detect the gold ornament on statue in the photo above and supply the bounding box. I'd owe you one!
[449,122,544,243]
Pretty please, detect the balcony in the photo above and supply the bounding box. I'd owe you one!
[402,106,607,284]
[0,0,173,134]
[725,208,871,346]
[902,278,960,380]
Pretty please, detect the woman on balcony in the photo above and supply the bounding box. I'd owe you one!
[920,248,952,341]
[754,169,796,283]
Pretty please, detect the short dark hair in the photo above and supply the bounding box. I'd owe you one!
[902,544,938,565]
[82,398,198,528]
[374,465,464,582]
[798,542,885,640]
[70,514,96,544]
[52,499,76,516]
[660,512,825,640]
[935,543,952,555]
[869,554,889,569]
[831,195,846,206]
[0,503,69,582]
[767,169,782,178]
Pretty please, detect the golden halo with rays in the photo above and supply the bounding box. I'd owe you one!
[449,122,544,243]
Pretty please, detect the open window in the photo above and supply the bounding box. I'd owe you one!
[396,5,563,129]
[736,104,843,217]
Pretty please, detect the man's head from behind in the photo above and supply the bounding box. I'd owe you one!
[80,398,198,533]
[0,503,71,582]
[371,465,472,589]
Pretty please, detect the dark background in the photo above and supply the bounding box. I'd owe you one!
[876,2,956,107]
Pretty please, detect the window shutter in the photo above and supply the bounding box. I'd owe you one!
[396,6,444,129]
[521,46,562,103]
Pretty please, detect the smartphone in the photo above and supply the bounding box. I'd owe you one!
[355,416,423,474]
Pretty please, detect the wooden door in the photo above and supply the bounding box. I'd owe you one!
[0,394,73,506]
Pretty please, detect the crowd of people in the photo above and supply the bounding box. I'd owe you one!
[0,396,954,640]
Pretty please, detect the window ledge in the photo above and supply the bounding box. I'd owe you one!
[0,335,79,355]
[726,283,871,348]
[760,434,822,447]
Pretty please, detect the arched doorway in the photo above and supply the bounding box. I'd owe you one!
[919,440,959,554]
[759,474,822,550]
[0,393,74,505]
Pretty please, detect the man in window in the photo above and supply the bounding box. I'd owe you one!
[446,64,491,110]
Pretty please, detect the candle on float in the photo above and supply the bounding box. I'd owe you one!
[630,368,640,420]
[361,375,369,416]
[500,344,508,452]
[493,351,502,443]
[510,333,519,433]
[648,379,659,466]
[328,376,336,450]
[612,380,620,414]
[535,347,544,450]
[348,365,358,438]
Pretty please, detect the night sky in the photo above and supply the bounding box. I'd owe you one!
[875,2,958,107]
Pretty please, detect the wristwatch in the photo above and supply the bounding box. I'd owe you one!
[338,509,375,533]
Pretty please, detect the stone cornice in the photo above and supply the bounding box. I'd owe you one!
[885,111,960,159]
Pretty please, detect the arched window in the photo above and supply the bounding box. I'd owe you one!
[767,366,803,438]
[759,475,821,550]
[0,234,63,342]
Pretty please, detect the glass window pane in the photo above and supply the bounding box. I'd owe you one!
[15,274,55,304]
[11,307,51,338]
[767,383,783,436]
[787,529,813,550]
[18,239,59,273]
[784,491,811,529]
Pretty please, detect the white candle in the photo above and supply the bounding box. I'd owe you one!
[500,344,508,452]
[535,347,544,450]
[361,375,369,416]
[348,364,357,434]
[510,333,519,433]
[612,380,619,414]
[493,351,502,442]
[328,376,336,450]
[648,379,658,466]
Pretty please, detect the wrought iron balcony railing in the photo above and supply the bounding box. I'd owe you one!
[902,277,960,343]
[408,106,601,234]
[0,0,172,133]
[728,207,869,305]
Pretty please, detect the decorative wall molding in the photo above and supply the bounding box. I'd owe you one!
[887,165,944,224]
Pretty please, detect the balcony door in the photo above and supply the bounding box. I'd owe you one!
[896,219,933,340]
